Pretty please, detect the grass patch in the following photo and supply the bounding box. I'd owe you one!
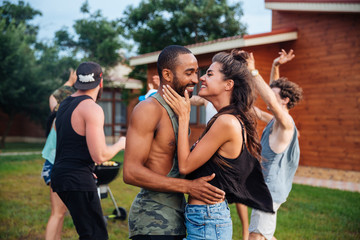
[0,152,359,239]
[0,142,44,153]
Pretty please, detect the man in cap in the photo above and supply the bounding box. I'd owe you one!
[51,62,126,240]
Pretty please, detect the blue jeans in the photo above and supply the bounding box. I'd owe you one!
[184,201,232,240]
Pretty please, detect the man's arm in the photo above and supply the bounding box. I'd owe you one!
[189,95,207,106]
[248,53,293,130]
[80,100,125,164]
[123,100,225,204]
[49,95,58,112]
[49,69,77,112]
[253,106,273,124]
[270,49,295,84]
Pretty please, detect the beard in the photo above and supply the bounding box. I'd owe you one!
[96,87,103,101]
[172,73,194,98]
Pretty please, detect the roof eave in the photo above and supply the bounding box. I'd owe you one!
[265,2,360,12]
[130,29,298,66]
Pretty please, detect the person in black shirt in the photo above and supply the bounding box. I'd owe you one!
[51,62,126,240]
[163,50,273,240]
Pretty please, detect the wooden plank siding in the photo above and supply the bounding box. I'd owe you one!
[269,11,360,170]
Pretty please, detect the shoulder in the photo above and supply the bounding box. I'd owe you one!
[274,111,294,132]
[78,98,103,118]
[212,114,242,134]
[215,114,240,127]
[129,97,162,125]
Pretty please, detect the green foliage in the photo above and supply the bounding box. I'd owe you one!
[55,2,125,68]
[0,19,47,120]
[122,0,247,54]
[0,1,78,147]
[0,0,41,43]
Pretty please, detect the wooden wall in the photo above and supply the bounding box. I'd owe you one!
[269,11,360,171]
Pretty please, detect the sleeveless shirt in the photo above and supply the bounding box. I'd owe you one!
[51,95,97,192]
[261,118,300,204]
[128,93,186,237]
[187,114,274,213]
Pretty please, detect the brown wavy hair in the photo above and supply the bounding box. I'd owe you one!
[205,49,262,162]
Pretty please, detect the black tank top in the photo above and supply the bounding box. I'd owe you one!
[51,95,97,192]
[187,114,274,213]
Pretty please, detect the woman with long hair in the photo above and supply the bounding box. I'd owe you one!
[163,50,274,240]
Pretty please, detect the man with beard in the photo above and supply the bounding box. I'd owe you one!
[123,45,225,240]
[51,62,126,240]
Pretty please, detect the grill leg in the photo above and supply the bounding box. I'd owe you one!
[106,186,120,216]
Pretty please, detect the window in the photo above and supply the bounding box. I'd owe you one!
[97,89,127,137]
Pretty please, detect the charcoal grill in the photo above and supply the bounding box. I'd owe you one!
[94,161,127,222]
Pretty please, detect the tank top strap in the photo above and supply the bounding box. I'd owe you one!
[151,93,179,144]
[235,116,246,147]
[151,93,185,179]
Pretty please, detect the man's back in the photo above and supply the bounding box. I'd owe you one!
[52,95,96,192]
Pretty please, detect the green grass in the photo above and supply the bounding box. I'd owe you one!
[0,142,44,152]
[0,146,359,239]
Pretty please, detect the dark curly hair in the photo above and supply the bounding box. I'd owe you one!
[270,77,303,109]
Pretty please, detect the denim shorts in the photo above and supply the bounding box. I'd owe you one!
[41,159,53,185]
[184,201,232,240]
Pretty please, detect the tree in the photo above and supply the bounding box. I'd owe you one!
[122,0,247,54]
[0,20,44,148]
[55,1,125,68]
[0,0,41,43]
[0,1,77,148]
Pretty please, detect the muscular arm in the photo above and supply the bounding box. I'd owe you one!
[78,100,125,164]
[123,100,225,203]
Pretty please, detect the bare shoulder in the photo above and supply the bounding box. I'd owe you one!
[274,110,294,131]
[215,114,241,128]
[79,99,103,114]
[129,97,162,126]
[211,114,242,135]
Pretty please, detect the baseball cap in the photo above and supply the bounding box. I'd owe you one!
[74,62,103,90]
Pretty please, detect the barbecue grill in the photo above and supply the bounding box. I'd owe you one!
[94,161,127,223]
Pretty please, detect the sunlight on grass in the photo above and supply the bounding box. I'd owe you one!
[0,151,359,239]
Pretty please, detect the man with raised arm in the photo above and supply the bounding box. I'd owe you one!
[123,45,225,240]
[246,50,302,240]
[51,62,126,240]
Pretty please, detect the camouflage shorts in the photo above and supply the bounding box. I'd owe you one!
[128,188,186,237]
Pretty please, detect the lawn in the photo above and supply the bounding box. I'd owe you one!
[0,147,359,239]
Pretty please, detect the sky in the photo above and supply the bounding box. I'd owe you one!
[24,0,272,56]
